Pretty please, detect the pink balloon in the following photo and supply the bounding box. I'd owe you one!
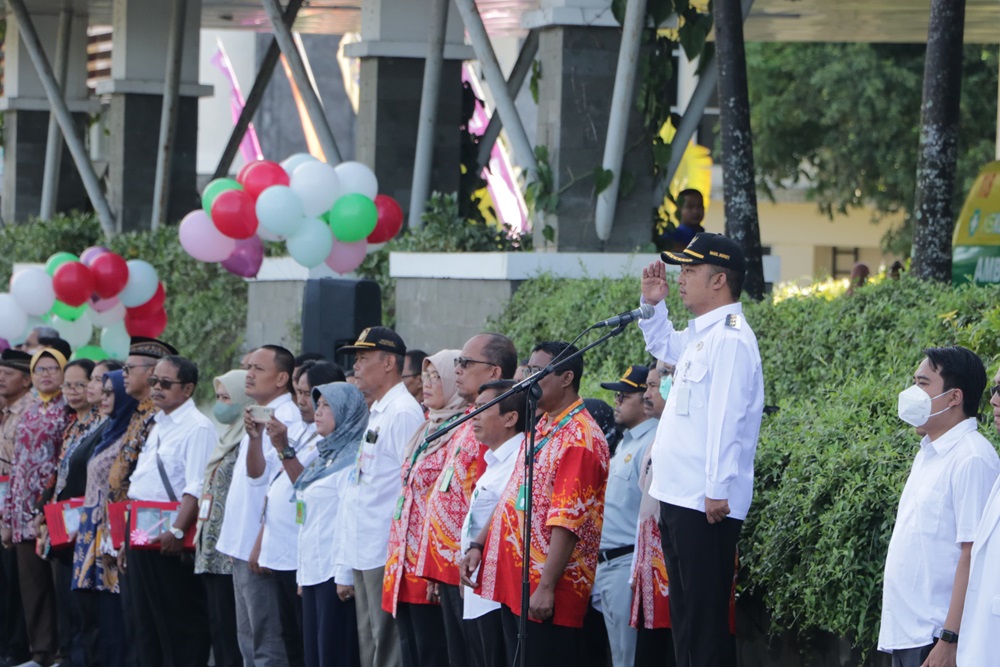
[179,210,237,262]
[80,246,110,266]
[324,240,368,275]
[90,296,120,313]
[221,235,265,278]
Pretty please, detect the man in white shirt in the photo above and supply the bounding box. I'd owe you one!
[460,380,524,667]
[337,327,424,667]
[594,365,658,667]
[215,345,303,667]
[126,355,217,667]
[958,364,1000,666]
[879,346,1000,667]
[639,233,764,667]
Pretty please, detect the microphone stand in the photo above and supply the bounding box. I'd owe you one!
[427,322,631,667]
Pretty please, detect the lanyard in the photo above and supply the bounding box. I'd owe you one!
[533,403,586,456]
[403,414,461,485]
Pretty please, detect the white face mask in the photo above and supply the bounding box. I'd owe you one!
[897,385,955,427]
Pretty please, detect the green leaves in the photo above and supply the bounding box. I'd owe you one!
[592,167,615,196]
[529,60,542,105]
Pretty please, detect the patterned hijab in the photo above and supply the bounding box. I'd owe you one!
[294,382,369,490]
[93,370,139,456]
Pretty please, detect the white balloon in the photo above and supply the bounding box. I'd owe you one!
[334,161,379,200]
[119,260,159,308]
[0,294,28,342]
[256,185,306,238]
[90,301,127,328]
[53,310,93,350]
[100,322,131,360]
[291,161,341,218]
[10,268,56,316]
[280,153,318,179]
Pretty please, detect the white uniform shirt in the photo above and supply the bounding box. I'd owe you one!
[216,393,302,561]
[600,418,657,551]
[461,433,522,620]
[878,418,1000,652]
[259,422,320,572]
[128,399,216,501]
[958,475,1000,666]
[339,382,424,571]
[296,467,354,587]
[639,299,764,520]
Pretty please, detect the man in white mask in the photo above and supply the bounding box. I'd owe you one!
[879,346,1000,667]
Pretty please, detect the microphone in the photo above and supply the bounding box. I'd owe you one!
[593,303,655,329]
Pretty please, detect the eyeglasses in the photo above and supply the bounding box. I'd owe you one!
[421,371,441,384]
[455,357,497,370]
[62,381,88,391]
[614,391,641,403]
[147,376,185,390]
[33,366,61,376]
[123,362,156,376]
[522,366,545,378]
[991,384,1000,398]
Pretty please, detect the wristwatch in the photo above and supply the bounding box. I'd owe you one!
[279,446,297,461]
[169,526,184,540]
[939,629,959,644]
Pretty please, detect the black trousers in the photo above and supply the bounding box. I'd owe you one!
[658,503,740,667]
[52,554,85,667]
[127,548,210,667]
[200,573,242,667]
[0,545,29,662]
[499,605,583,667]
[891,643,935,667]
[464,609,504,667]
[274,569,305,667]
[119,556,139,667]
[634,628,675,667]
[16,541,59,665]
[74,589,126,667]
[301,577,359,667]
[438,583,473,667]
[396,602,448,667]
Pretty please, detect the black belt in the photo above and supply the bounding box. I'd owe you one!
[598,544,634,563]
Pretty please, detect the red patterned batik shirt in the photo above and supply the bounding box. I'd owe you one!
[416,417,485,586]
[478,399,609,628]
[630,445,671,629]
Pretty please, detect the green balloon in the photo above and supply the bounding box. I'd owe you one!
[202,178,243,213]
[45,252,79,276]
[73,345,109,362]
[327,194,378,243]
[50,300,87,321]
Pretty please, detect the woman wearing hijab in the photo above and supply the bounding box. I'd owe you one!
[382,349,466,667]
[71,370,138,667]
[296,382,368,667]
[195,370,253,667]
[0,347,71,667]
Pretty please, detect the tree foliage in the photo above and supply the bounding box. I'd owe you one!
[746,43,998,254]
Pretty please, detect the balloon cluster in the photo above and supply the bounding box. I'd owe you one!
[180,154,404,276]
[0,249,166,361]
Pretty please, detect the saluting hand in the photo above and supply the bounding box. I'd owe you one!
[641,262,670,306]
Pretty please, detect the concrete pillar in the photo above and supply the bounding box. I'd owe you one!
[99,0,211,232]
[525,0,657,252]
[1,8,95,224]
[346,0,473,222]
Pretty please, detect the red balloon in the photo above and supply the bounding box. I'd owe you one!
[128,282,166,319]
[52,261,95,307]
[211,190,259,239]
[125,307,168,339]
[368,195,404,244]
[238,160,289,200]
[89,252,130,299]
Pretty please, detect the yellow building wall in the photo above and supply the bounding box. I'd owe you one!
[702,200,902,284]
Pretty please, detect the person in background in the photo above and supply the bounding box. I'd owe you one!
[15,327,59,356]
[297,382,367,667]
[401,350,427,406]
[584,398,621,457]
[383,350,465,667]
[194,370,253,667]
[655,189,706,252]
[1,348,71,667]
[72,370,137,667]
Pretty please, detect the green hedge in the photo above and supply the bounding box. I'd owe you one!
[0,213,247,402]
[489,272,1000,652]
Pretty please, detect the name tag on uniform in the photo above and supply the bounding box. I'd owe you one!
[674,387,691,415]
[438,467,455,492]
[198,494,213,521]
[295,500,306,525]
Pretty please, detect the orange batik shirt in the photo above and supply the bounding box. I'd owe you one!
[416,417,486,586]
[478,399,609,628]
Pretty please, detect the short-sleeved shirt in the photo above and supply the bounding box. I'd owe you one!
[479,399,609,628]
[259,423,320,571]
[417,417,486,586]
[879,418,1000,651]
